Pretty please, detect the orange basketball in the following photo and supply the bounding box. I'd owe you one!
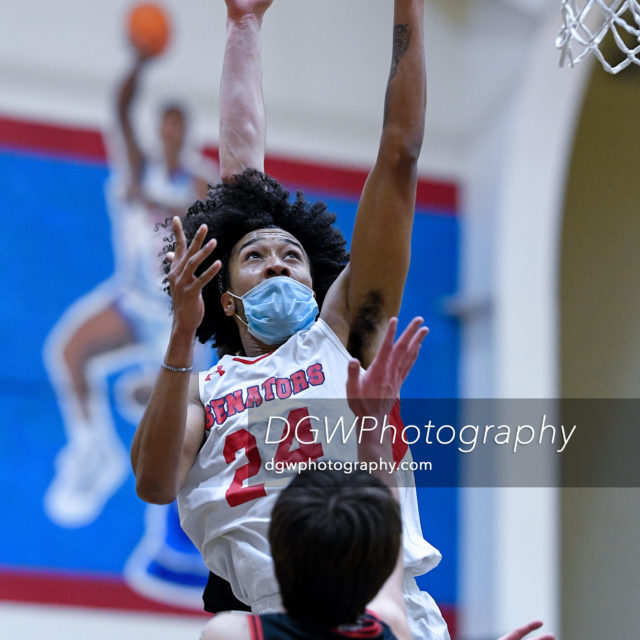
[127,3,171,57]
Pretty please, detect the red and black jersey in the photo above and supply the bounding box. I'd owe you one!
[247,611,397,640]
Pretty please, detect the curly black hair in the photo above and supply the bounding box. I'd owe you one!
[162,169,349,357]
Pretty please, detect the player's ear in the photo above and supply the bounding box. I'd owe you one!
[220,292,236,317]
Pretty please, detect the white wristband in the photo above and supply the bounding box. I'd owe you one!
[161,362,193,373]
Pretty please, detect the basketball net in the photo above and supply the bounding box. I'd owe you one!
[556,0,640,73]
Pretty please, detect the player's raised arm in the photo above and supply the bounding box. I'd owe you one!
[346,317,428,640]
[321,0,426,368]
[219,0,273,181]
[116,55,150,188]
[131,218,221,503]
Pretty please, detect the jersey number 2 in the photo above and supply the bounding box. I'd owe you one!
[223,407,323,507]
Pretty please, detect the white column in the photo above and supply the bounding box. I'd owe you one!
[458,3,593,637]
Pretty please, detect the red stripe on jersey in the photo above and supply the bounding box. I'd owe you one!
[232,352,274,365]
[249,615,264,640]
[336,612,385,638]
[390,399,408,464]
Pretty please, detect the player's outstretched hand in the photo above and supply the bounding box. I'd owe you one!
[225,0,274,22]
[498,620,554,640]
[346,317,428,423]
[166,216,221,335]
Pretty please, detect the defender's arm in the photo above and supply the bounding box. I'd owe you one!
[347,317,428,640]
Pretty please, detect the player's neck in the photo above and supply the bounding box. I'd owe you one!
[163,145,181,173]
[239,328,283,357]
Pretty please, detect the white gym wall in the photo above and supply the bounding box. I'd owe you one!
[560,54,640,640]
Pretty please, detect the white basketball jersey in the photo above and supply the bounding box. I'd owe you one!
[177,319,441,607]
[107,154,218,309]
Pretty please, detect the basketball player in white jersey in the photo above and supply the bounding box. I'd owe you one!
[200,319,554,640]
[44,44,216,528]
[43,43,217,604]
[132,0,448,637]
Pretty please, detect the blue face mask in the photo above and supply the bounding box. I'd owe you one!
[228,276,319,345]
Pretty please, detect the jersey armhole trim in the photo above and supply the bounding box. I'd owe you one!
[198,370,206,407]
[314,318,355,364]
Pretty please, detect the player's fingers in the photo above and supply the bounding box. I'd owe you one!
[184,237,216,278]
[398,344,421,384]
[388,317,423,373]
[346,359,362,404]
[173,216,187,257]
[398,326,429,381]
[166,252,175,263]
[184,224,209,261]
[375,317,398,367]
[498,621,549,640]
[197,259,222,287]
[396,316,424,349]
[403,325,429,364]
[408,325,429,352]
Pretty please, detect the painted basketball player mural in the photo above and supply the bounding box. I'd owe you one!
[43,3,218,606]
[131,0,450,638]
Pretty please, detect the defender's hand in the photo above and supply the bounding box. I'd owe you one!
[498,620,554,640]
[167,216,221,335]
[346,316,428,423]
